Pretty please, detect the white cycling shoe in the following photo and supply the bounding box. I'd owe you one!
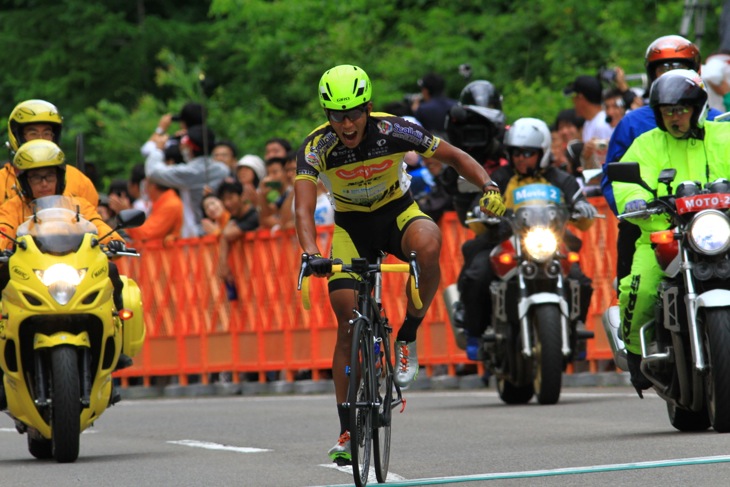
[394,340,419,387]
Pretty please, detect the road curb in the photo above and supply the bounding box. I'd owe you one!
[118,371,631,400]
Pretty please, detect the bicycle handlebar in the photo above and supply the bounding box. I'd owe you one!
[297,252,422,311]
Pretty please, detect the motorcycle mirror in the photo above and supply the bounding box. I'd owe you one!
[116,209,146,229]
[605,162,657,199]
[97,209,147,243]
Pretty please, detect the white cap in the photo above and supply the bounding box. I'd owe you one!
[236,154,266,181]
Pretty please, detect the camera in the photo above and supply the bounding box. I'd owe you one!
[458,63,472,80]
[599,68,616,83]
[403,93,422,105]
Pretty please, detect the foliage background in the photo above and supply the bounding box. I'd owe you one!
[0,0,723,190]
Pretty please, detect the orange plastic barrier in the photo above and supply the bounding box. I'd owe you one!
[115,197,618,385]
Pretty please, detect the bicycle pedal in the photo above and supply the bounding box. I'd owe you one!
[333,456,352,466]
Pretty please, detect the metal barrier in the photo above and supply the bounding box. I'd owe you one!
[115,198,618,386]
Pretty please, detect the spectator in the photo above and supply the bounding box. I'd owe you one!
[200,193,231,237]
[141,102,205,158]
[257,156,288,228]
[263,137,292,163]
[235,154,266,190]
[212,140,239,176]
[414,72,457,136]
[603,87,628,129]
[215,180,259,285]
[96,193,117,228]
[702,52,730,111]
[553,108,585,177]
[414,156,454,223]
[145,124,230,237]
[109,163,149,217]
[564,75,614,169]
[125,180,184,244]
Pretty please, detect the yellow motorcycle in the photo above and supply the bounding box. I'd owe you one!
[0,195,146,462]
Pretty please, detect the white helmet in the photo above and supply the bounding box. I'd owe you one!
[503,117,552,169]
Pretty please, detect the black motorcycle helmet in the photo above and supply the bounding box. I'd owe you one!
[649,69,708,134]
[459,80,503,110]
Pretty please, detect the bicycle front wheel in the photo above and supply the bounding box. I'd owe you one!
[373,326,393,483]
[349,319,373,487]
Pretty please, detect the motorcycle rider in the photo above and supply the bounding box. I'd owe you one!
[441,79,509,225]
[601,36,723,298]
[0,140,129,410]
[613,69,730,395]
[456,117,598,359]
[3,99,99,206]
[294,64,505,464]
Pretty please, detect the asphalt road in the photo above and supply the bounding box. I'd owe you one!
[1,386,729,487]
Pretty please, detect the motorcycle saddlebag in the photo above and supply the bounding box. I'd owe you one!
[121,276,145,357]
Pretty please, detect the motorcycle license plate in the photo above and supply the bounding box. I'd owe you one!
[675,194,730,215]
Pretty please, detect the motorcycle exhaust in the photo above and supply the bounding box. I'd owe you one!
[601,305,629,371]
[443,284,467,350]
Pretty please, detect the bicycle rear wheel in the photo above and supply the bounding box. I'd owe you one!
[373,322,393,483]
[349,319,373,487]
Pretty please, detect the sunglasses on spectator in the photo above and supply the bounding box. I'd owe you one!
[511,148,538,158]
[655,61,689,75]
[659,105,691,117]
[327,104,368,123]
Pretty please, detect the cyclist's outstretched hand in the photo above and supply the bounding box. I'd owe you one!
[305,253,333,277]
[479,190,506,217]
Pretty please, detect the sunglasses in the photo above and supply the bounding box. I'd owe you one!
[659,105,691,117]
[655,61,689,75]
[327,105,368,123]
[511,148,538,158]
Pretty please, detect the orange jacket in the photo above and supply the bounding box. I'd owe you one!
[0,193,121,250]
[126,189,183,242]
[0,162,99,206]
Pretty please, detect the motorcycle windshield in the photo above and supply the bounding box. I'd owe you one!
[511,184,569,232]
[17,195,98,254]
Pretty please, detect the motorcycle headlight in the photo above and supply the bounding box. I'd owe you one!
[34,264,87,305]
[523,227,558,262]
[688,210,730,256]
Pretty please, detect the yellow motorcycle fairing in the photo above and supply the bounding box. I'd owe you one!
[0,233,121,438]
[121,276,145,358]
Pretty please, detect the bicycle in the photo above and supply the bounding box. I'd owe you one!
[298,252,421,487]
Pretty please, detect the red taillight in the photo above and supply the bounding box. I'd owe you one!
[498,253,514,265]
[118,309,133,321]
[567,252,580,263]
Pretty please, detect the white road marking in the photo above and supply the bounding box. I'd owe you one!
[167,439,271,453]
[321,462,407,482]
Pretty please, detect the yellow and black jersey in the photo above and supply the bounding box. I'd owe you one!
[296,113,440,212]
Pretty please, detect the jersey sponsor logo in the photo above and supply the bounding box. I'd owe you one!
[391,122,424,145]
[377,139,386,146]
[335,159,394,180]
[377,120,393,135]
[305,152,320,168]
[312,132,339,155]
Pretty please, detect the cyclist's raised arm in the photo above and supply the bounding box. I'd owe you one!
[294,179,321,256]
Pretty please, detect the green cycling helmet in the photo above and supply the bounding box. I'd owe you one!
[318,64,372,110]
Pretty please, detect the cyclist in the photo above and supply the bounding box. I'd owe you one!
[294,64,505,463]
[613,69,730,395]
[455,117,597,358]
[4,99,99,206]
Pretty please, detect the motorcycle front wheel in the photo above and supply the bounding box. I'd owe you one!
[51,346,81,463]
[702,307,730,432]
[532,304,563,405]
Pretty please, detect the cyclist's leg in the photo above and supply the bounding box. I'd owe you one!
[392,203,442,386]
[328,223,365,443]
